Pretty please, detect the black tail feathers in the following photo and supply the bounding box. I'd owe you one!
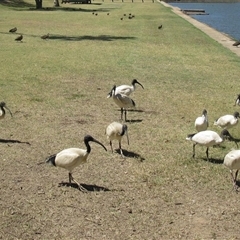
[45,154,56,166]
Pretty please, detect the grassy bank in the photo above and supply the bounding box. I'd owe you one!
[1,1,240,239]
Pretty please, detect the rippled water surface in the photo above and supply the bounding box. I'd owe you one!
[169,3,240,40]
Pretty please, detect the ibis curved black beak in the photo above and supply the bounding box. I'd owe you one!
[126,129,129,145]
[93,139,107,151]
[136,80,144,89]
[5,105,13,117]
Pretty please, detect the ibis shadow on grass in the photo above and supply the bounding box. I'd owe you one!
[115,149,145,161]
[58,182,110,192]
[49,34,136,42]
[0,138,30,145]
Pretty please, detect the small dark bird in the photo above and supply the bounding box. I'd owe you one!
[41,33,49,40]
[123,14,126,16]
[15,35,23,42]
[233,40,240,47]
[128,16,132,19]
[107,13,110,15]
[132,15,135,18]
[158,25,163,29]
[92,12,95,15]
[9,27,17,33]
[95,13,98,16]
[120,17,123,20]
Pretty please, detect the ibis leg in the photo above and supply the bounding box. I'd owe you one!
[206,147,209,160]
[124,109,127,122]
[110,141,113,153]
[120,108,123,120]
[234,170,239,191]
[192,144,196,158]
[230,170,238,192]
[119,141,124,158]
[235,170,239,182]
[69,173,87,192]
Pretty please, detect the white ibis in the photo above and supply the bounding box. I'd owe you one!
[224,150,240,191]
[0,102,13,119]
[186,129,234,160]
[234,94,240,106]
[106,122,129,157]
[15,35,23,42]
[110,85,136,122]
[194,109,209,132]
[9,27,17,33]
[107,79,144,98]
[45,135,107,192]
[214,112,240,129]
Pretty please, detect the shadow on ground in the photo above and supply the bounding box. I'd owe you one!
[115,149,145,161]
[0,138,30,145]
[59,182,110,192]
[0,0,108,11]
[49,34,136,41]
[202,157,223,164]
[0,0,34,8]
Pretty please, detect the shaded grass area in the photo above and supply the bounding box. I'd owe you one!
[0,0,34,7]
[49,34,136,41]
[1,0,240,239]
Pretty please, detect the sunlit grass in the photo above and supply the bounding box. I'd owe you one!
[1,1,240,237]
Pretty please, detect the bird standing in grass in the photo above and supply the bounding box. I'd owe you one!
[158,25,162,29]
[9,27,17,33]
[41,33,49,40]
[194,109,209,132]
[214,112,240,129]
[0,102,13,119]
[46,135,107,192]
[224,149,240,191]
[106,122,129,157]
[107,79,144,98]
[234,94,240,106]
[186,129,234,160]
[110,85,136,122]
[15,34,23,42]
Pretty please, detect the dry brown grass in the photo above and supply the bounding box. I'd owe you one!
[1,1,240,239]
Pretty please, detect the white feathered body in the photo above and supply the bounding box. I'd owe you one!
[0,108,5,119]
[106,122,124,142]
[113,92,135,109]
[214,114,238,129]
[115,84,135,96]
[224,150,240,170]
[195,114,208,132]
[54,148,89,173]
[186,130,223,147]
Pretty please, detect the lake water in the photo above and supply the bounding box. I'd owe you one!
[169,2,240,40]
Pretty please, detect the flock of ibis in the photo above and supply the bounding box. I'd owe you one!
[1,78,144,192]
[2,69,240,192]
[186,94,240,191]
[45,79,143,191]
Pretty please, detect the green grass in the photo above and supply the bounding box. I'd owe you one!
[1,0,240,238]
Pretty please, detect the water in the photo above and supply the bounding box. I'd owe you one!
[169,2,240,40]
